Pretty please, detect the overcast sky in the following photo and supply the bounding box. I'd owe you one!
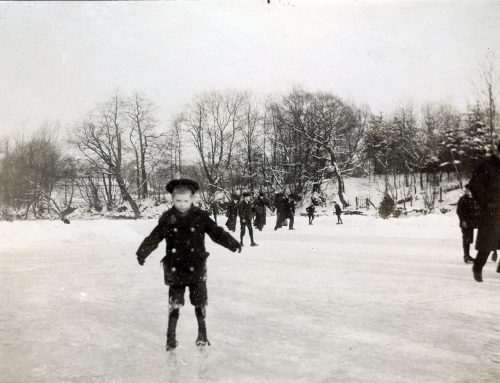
[0,0,499,137]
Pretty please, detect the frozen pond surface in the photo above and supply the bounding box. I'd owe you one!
[1,215,499,382]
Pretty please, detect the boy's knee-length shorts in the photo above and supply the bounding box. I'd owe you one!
[169,282,207,307]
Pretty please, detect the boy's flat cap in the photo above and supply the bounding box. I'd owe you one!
[165,178,199,193]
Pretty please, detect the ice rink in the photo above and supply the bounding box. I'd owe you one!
[1,214,499,382]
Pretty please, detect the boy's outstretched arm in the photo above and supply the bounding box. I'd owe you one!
[205,213,241,253]
[136,216,167,265]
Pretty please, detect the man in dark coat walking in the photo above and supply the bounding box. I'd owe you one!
[467,142,500,282]
[253,191,272,231]
[136,179,241,350]
[239,191,258,246]
[274,191,285,230]
[225,193,239,232]
[334,201,343,224]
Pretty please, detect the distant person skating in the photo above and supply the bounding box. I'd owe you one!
[274,191,285,230]
[467,141,500,282]
[456,188,481,264]
[225,193,239,232]
[239,191,258,246]
[334,201,343,224]
[283,194,296,230]
[306,204,315,225]
[136,178,242,351]
[253,191,272,231]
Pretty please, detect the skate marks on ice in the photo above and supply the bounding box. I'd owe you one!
[164,346,211,382]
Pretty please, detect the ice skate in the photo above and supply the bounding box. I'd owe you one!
[166,339,179,352]
[463,255,474,264]
[472,269,483,282]
[250,242,258,247]
[196,335,211,347]
[492,252,497,262]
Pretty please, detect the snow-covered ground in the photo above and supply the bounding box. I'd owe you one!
[1,215,499,383]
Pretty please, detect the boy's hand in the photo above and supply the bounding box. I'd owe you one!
[237,244,242,253]
[137,256,145,266]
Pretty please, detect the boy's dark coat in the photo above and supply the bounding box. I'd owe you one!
[137,206,240,286]
[456,195,481,228]
[282,199,295,218]
[467,155,500,252]
[238,199,253,222]
[306,205,315,216]
[334,203,342,215]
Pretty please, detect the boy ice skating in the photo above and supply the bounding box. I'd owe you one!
[334,201,343,224]
[456,188,481,264]
[306,204,315,225]
[238,191,258,246]
[136,178,241,351]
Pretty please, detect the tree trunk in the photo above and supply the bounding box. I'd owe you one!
[115,172,141,218]
[140,151,148,198]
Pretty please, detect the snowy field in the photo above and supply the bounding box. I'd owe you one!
[1,215,499,383]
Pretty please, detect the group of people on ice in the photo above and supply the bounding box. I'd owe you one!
[224,190,344,244]
[456,140,500,282]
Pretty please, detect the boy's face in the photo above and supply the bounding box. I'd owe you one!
[172,191,194,213]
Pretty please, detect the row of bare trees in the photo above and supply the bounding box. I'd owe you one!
[175,88,368,209]
[0,67,497,219]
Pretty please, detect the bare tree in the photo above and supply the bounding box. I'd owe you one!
[0,127,61,218]
[272,88,366,206]
[72,92,141,218]
[126,92,161,199]
[183,90,244,194]
[474,52,499,144]
[238,93,262,190]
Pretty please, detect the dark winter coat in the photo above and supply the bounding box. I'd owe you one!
[225,200,239,232]
[334,203,342,215]
[306,205,315,216]
[253,197,271,228]
[456,195,481,229]
[136,206,240,286]
[467,154,500,252]
[238,200,253,223]
[282,199,295,218]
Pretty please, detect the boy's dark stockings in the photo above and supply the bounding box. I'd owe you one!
[240,221,256,246]
[166,307,180,350]
[195,306,210,346]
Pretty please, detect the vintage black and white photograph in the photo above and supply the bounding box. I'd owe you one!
[1,0,499,382]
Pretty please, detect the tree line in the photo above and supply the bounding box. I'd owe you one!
[0,80,498,219]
